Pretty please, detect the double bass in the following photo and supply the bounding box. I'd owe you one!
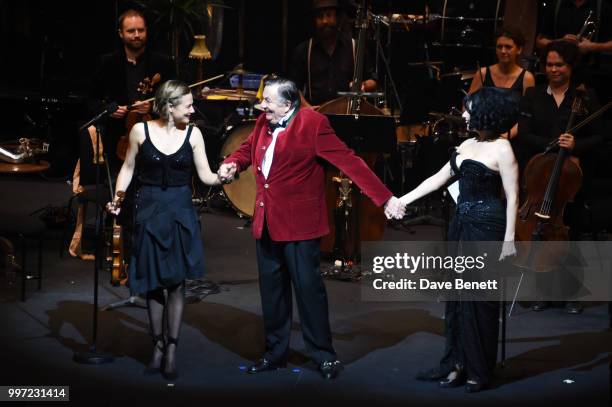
[317,0,388,261]
[515,93,585,272]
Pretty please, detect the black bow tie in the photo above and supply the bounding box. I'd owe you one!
[269,120,287,132]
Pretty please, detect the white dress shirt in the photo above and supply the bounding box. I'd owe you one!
[262,108,295,179]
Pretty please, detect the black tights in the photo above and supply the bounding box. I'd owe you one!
[145,281,185,372]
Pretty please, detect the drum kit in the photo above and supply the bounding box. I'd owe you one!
[195,0,500,231]
[387,0,505,48]
[0,138,50,174]
[192,84,259,218]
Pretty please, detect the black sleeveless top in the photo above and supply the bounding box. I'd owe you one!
[137,122,193,188]
[483,66,526,96]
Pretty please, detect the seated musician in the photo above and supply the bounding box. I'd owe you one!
[90,8,175,172]
[536,0,612,100]
[288,0,377,108]
[468,26,535,139]
[516,40,606,314]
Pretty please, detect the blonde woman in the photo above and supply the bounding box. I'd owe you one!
[107,80,222,380]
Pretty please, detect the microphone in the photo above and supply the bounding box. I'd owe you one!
[79,102,119,132]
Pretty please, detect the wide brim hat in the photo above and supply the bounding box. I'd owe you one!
[463,87,520,134]
[311,0,341,12]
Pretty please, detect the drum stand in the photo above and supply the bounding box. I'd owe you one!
[193,183,227,215]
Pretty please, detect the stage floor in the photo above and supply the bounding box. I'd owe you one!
[0,176,610,406]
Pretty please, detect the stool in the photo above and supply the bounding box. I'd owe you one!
[0,212,45,301]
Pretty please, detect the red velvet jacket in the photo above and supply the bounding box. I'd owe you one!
[223,108,392,241]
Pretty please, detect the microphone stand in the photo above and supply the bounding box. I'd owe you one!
[73,122,114,365]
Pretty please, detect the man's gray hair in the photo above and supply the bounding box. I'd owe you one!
[265,76,300,109]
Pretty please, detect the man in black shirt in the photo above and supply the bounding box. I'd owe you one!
[536,0,612,53]
[289,0,377,107]
[91,8,175,170]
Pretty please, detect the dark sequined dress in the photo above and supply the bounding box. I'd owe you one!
[128,122,204,294]
[437,150,505,385]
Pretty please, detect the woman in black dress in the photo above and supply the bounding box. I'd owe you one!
[107,80,222,380]
[399,87,520,392]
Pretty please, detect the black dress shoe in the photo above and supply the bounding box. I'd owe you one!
[415,366,450,381]
[532,301,548,312]
[465,380,486,393]
[319,360,342,380]
[439,370,466,388]
[565,301,583,314]
[247,358,285,374]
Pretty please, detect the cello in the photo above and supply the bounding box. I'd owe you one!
[316,0,388,261]
[514,93,585,272]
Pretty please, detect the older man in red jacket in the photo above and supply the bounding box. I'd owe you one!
[219,77,402,379]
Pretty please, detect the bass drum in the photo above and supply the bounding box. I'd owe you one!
[219,120,256,217]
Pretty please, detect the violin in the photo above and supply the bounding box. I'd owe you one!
[107,190,128,286]
[116,73,161,161]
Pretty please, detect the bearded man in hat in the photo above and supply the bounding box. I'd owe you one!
[289,0,378,107]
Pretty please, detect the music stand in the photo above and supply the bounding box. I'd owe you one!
[323,114,396,280]
[325,114,396,154]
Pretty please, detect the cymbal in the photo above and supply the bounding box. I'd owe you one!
[0,160,50,174]
[201,88,257,101]
[407,60,444,67]
[440,70,476,81]
[428,112,465,124]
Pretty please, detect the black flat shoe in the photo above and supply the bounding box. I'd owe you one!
[415,366,450,381]
[532,301,548,312]
[439,370,466,388]
[247,358,286,374]
[319,360,342,380]
[465,380,486,393]
[565,301,583,314]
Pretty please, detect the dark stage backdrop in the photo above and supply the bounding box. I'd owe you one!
[0,0,547,176]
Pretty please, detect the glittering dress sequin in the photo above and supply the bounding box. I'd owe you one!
[128,122,204,294]
[437,150,505,385]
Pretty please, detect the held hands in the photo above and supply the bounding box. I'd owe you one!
[217,162,237,184]
[498,240,517,262]
[384,196,406,220]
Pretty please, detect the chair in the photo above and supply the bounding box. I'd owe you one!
[60,126,113,259]
[0,212,45,301]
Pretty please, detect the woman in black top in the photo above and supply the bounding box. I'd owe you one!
[107,80,222,380]
[468,27,536,139]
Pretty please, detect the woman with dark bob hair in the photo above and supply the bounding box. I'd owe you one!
[399,87,520,392]
[107,80,223,380]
